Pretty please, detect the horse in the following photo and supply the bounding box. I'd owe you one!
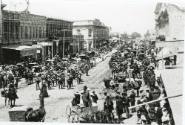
[8,85,18,107]
[1,88,9,106]
[25,107,46,122]
[25,93,46,122]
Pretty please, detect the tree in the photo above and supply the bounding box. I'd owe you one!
[131,32,141,39]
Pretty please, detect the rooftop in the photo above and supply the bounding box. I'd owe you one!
[73,19,107,27]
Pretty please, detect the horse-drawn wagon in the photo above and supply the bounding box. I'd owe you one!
[8,106,45,122]
[66,104,98,123]
[8,105,46,122]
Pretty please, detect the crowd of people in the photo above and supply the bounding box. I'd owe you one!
[67,41,174,124]
[0,40,175,124]
[104,42,174,124]
[0,45,112,109]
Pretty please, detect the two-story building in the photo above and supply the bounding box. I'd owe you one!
[1,10,47,64]
[0,6,73,63]
[155,3,185,41]
[73,19,109,51]
[46,18,73,58]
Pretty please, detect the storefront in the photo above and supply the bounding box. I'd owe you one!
[2,45,37,64]
[37,42,53,61]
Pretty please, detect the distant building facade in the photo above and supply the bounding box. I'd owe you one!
[72,35,85,54]
[73,19,109,51]
[155,3,185,41]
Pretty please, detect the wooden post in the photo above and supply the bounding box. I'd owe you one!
[39,92,44,108]
[129,94,182,109]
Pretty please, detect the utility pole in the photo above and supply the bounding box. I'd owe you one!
[78,36,80,54]
[63,30,65,58]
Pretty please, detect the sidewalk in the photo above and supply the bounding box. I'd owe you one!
[155,53,183,125]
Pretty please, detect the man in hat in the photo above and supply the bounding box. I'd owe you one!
[91,91,98,104]
[35,73,41,90]
[122,92,130,118]
[72,92,80,106]
[104,95,114,122]
[161,107,172,125]
[116,94,124,122]
[84,63,89,76]
[146,89,153,102]
[129,89,136,113]
[81,86,91,107]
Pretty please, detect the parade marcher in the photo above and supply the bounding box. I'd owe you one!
[91,91,98,104]
[129,89,136,113]
[58,73,65,89]
[47,76,52,90]
[122,92,130,118]
[81,86,92,107]
[67,74,73,89]
[8,84,18,107]
[35,74,41,90]
[116,95,123,123]
[14,73,19,89]
[72,92,80,106]
[161,107,171,125]
[104,95,114,123]
[0,72,4,88]
[40,82,49,98]
[146,89,153,102]
[84,63,89,76]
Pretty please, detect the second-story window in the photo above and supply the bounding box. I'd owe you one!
[77,29,81,34]
[30,26,32,39]
[39,27,42,38]
[20,26,23,39]
[25,26,28,39]
[88,29,92,37]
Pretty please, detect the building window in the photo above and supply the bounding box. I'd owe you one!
[30,26,32,39]
[20,26,23,39]
[36,27,38,38]
[33,27,35,38]
[16,25,19,39]
[42,27,45,38]
[39,27,42,38]
[88,29,92,37]
[25,26,28,39]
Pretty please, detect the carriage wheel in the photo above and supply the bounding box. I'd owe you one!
[65,105,72,122]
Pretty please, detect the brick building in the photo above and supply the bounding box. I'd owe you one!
[19,12,47,44]
[0,6,73,63]
[46,18,73,58]
[0,9,48,64]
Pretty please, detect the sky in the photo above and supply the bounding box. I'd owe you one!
[2,0,185,35]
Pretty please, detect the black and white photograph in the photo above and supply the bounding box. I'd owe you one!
[0,0,184,124]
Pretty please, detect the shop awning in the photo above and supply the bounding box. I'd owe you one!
[156,47,177,60]
[38,42,53,46]
[2,45,37,57]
